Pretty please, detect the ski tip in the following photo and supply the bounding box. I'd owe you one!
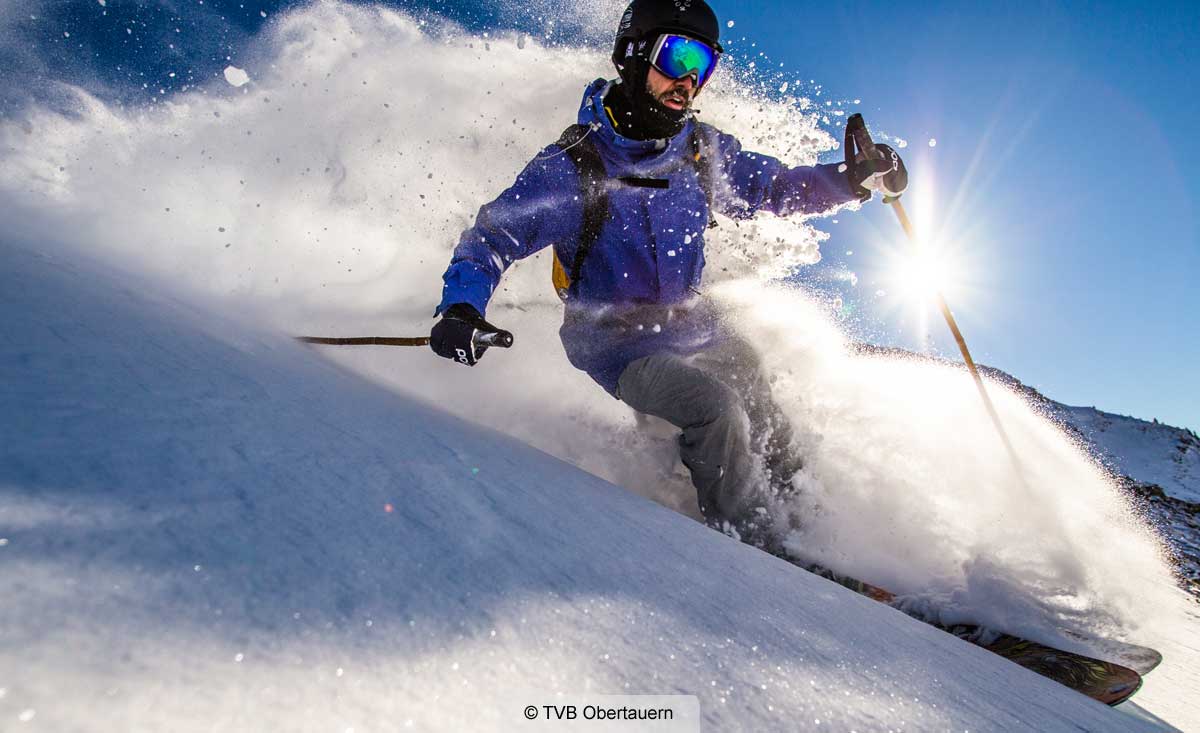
[1103,675,1143,707]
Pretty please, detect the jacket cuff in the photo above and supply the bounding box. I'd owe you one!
[816,162,869,205]
[435,274,493,319]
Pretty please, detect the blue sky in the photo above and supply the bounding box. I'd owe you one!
[2,0,1195,429]
[714,0,1199,431]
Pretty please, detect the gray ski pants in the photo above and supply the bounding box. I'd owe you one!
[616,335,799,542]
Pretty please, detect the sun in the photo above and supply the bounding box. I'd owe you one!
[894,244,956,305]
[859,178,988,353]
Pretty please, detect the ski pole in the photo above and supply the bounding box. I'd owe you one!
[846,114,1026,477]
[296,330,514,349]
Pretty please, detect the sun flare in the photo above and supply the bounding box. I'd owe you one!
[894,244,956,304]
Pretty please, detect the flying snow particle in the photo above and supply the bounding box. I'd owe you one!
[928,138,937,148]
[223,66,251,88]
[726,20,735,28]
[895,138,908,149]
[260,10,267,18]
[779,82,789,93]
[234,653,244,662]
[97,0,106,6]
[18,710,36,722]
[0,538,8,547]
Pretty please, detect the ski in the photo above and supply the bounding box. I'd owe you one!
[1060,629,1163,675]
[797,562,1147,706]
[795,564,1162,674]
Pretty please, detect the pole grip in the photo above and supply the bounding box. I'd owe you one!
[475,329,514,349]
[846,113,881,161]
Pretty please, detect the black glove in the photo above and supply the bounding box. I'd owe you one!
[850,143,908,201]
[430,303,501,366]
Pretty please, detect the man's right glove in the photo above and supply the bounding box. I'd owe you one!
[850,143,908,201]
[430,303,502,366]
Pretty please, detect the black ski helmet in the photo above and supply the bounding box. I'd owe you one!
[612,0,723,86]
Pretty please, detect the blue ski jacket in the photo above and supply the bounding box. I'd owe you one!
[437,78,858,395]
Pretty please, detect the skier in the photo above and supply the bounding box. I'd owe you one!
[431,0,908,550]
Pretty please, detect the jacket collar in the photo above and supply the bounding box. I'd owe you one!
[577,78,694,161]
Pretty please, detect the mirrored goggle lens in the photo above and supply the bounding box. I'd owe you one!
[651,34,718,87]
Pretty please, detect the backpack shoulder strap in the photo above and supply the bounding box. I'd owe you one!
[553,124,610,295]
[689,121,719,229]
[549,124,614,296]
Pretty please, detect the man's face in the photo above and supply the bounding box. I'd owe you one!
[646,66,697,112]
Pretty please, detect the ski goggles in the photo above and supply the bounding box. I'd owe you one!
[648,33,720,88]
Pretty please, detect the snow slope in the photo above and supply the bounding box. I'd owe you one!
[1056,406,1200,504]
[0,232,1176,732]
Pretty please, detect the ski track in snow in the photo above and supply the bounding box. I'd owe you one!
[0,2,1198,730]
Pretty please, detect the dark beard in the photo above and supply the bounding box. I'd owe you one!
[608,75,689,141]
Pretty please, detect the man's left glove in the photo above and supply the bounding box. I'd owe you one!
[430,303,502,367]
[850,143,908,200]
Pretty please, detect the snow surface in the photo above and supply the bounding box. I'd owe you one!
[1,2,1198,729]
[0,233,1180,733]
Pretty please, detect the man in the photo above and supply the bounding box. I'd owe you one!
[431,0,907,551]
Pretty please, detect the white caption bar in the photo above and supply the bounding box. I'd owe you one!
[516,695,699,732]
